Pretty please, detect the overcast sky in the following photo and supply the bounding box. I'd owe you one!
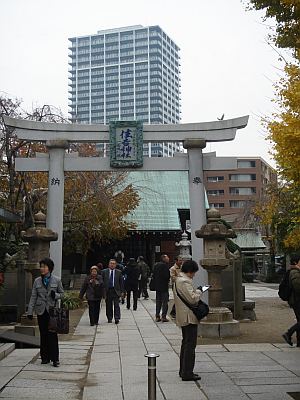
[0,0,283,166]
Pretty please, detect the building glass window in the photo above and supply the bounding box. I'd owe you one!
[209,203,225,208]
[229,200,247,208]
[237,160,256,168]
[229,174,256,181]
[229,187,256,195]
[207,176,224,182]
[207,190,225,196]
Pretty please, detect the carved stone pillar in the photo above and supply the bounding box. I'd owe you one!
[15,211,58,335]
[175,231,192,261]
[196,208,240,338]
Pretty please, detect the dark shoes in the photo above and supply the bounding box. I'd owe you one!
[155,316,161,322]
[90,323,95,326]
[282,333,293,346]
[115,320,119,324]
[41,359,49,364]
[182,373,201,381]
[108,320,112,323]
[161,317,169,322]
[53,361,60,367]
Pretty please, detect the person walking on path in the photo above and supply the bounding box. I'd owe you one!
[137,256,150,299]
[282,253,300,347]
[153,254,170,322]
[173,259,202,381]
[102,259,124,324]
[123,258,140,310]
[27,257,64,367]
[169,256,184,318]
[79,266,105,326]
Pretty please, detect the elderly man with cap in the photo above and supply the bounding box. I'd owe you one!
[79,265,105,326]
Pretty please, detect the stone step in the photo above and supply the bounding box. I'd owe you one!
[0,343,15,361]
[0,329,39,348]
[0,348,39,390]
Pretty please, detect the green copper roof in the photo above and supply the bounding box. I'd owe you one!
[126,171,208,231]
[231,229,266,249]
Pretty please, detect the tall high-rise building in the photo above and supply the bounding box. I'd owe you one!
[68,25,181,156]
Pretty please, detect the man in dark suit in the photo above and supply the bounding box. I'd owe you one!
[102,259,124,324]
[153,254,170,322]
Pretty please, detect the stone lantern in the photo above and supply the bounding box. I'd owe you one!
[21,211,58,280]
[16,211,58,334]
[195,208,240,337]
[175,231,192,261]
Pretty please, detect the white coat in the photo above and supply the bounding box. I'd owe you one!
[173,272,202,327]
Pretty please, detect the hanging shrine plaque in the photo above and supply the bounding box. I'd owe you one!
[109,121,143,168]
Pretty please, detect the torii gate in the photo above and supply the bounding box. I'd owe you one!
[4,115,248,286]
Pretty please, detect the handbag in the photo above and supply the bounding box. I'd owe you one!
[149,275,156,291]
[48,302,69,334]
[175,283,209,321]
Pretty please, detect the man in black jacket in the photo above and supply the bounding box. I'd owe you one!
[153,254,170,322]
[102,259,124,324]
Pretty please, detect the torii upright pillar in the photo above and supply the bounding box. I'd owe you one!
[4,115,249,282]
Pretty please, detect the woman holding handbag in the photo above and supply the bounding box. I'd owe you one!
[27,257,64,367]
[79,265,105,326]
[173,259,202,381]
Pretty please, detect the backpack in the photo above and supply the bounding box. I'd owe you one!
[278,270,293,301]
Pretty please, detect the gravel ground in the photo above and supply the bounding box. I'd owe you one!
[198,296,297,345]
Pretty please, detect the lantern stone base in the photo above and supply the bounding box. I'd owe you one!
[14,314,39,337]
[198,307,240,338]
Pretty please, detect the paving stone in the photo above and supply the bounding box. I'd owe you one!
[17,370,85,381]
[234,376,300,385]
[195,353,213,362]
[22,363,88,373]
[0,387,80,399]
[224,343,279,352]
[200,372,235,386]
[221,364,286,372]
[0,344,15,361]
[196,345,228,352]
[248,393,293,400]
[86,372,121,385]
[228,370,297,379]
[159,383,207,400]
[0,367,22,389]
[241,384,300,393]
[83,385,123,400]
[6,378,76,389]
[194,361,222,372]
[201,384,246,398]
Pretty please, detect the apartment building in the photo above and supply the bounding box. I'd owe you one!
[204,157,277,224]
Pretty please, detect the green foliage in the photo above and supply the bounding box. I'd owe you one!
[61,290,83,310]
[244,0,300,55]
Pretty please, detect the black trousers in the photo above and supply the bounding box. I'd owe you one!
[105,288,121,321]
[155,290,169,318]
[180,324,198,378]
[88,300,101,325]
[126,289,138,310]
[37,310,59,362]
[287,305,300,345]
[138,278,149,298]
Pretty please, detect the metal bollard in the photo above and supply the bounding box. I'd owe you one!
[145,353,160,400]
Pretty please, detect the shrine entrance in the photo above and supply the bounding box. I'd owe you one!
[4,115,248,286]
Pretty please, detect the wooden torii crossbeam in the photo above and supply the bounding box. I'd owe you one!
[4,115,249,285]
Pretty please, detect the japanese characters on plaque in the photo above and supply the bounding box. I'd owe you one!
[109,121,143,168]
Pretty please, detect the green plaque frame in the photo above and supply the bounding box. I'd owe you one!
[109,120,143,168]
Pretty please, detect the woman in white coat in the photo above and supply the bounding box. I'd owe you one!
[173,259,202,381]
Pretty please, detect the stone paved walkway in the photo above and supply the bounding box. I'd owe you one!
[0,294,299,399]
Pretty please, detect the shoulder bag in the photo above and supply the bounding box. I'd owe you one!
[48,300,69,334]
[175,283,209,321]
